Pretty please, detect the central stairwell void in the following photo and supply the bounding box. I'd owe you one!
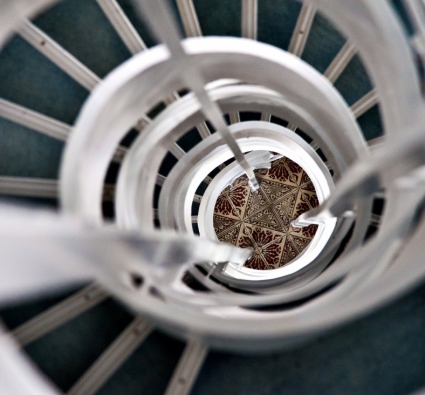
[213,156,320,270]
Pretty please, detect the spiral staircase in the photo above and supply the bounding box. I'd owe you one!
[2,0,425,394]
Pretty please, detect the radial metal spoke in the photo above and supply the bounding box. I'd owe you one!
[0,177,57,199]
[370,213,382,227]
[287,3,316,57]
[351,89,379,118]
[17,20,100,91]
[373,190,386,200]
[176,0,202,37]
[368,136,384,153]
[134,114,152,130]
[11,284,108,346]
[103,184,115,201]
[96,0,147,54]
[67,317,153,395]
[191,216,198,223]
[0,177,115,201]
[260,113,271,122]
[156,174,167,186]
[310,140,320,151]
[112,146,128,163]
[229,112,240,124]
[242,0,258,40]
[193,194,202,204]
[203,175,212,184]
[163,93,182,106]
[0,98,70,141]
[164,342,208,395]
[286,122,297,131]
[196,122,211,138]
[169,143,186,160]
[324,41,356,83]
[0,97,127,164]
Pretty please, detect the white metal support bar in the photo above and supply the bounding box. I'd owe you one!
[287,3,316,57]
[373,190,386,200]
[367,136,384,148]
[0,177,116,201]
[324,41,356,83]
[156,174,167,186]
[193,194,202,204]
[261,113,271,122]
[134,114,152,130]
[0,98,70,141]
[203,175,212,184]
[229,112,240,124]
[368,136,385,155]
[176,0,203,37]
[67,317,153,395]
[11,284,108,346]
[310,140,320,151]
[242,0,258,40]
[370,213,382,227]
[96,0,147,54]
[19,14,152,136]
[164,342,208,395]
[112,146,128,163]
[286,122,297,131]
[163,93,181,106]
[169,143,186,159]
[17,20,100,91]
[241,0,271,123]
[196,122,211,138]
[351,89,379,118]
[103,184,115,201]
[175,0,214,139]
[0,177,57,199]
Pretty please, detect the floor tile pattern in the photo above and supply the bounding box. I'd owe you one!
[213,157,319,270]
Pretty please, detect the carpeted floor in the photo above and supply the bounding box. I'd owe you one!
[213,156,319,270]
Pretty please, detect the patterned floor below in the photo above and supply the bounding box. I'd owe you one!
[213,157,319,270]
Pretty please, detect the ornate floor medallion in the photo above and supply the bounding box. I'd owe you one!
[213,157,319,270]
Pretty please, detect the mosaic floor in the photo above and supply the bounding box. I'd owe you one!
[213,157,319,270]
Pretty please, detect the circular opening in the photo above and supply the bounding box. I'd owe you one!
[191,122,337,282]
[213,156,319,271]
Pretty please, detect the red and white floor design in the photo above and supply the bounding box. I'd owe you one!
[213,157,319,270]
